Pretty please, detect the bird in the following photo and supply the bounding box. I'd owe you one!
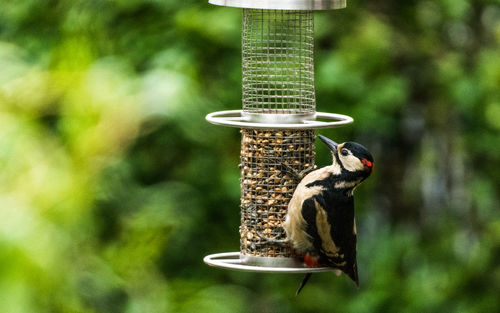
[283,134,374,294]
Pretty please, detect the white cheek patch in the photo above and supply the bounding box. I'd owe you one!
[330,155,342,175]
[341,154,364,172]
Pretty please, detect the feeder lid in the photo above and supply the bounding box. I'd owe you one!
[208,0,346,10]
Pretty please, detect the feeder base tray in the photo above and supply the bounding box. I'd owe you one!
[204,252,334,273]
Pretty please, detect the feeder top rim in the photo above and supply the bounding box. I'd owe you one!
[208,0,346,10]
[206,110,353,129]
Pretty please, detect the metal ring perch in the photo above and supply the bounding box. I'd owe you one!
[206,110,354,129]
[204,252,335,273]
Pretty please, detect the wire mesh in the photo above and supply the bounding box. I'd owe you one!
[240,129,315,257]
[242,9,315,114]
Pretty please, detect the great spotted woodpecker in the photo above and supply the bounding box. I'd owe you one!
[284,134,374,294]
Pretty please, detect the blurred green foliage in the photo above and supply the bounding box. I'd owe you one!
[0,0,499,312]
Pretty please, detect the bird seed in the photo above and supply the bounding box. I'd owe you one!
[239,129,315,258]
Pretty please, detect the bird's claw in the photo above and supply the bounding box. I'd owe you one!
[298,164,316,179]
[267,157,316,183]
[256,231,290,246]
[267,158,302,183]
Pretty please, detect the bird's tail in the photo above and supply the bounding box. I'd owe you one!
[295,273,312,296]
[345,262,359,287]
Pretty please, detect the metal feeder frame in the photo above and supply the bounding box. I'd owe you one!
[205,0,352,274]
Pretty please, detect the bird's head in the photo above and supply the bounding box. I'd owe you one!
[318,134,374,178]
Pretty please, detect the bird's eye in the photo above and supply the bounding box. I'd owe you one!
[341,148,349,156]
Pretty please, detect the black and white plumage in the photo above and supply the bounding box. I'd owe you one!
[284,134,374,292]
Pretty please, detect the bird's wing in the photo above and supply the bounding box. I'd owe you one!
[301,193,359,285]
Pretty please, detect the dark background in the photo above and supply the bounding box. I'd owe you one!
[0,0,499,312]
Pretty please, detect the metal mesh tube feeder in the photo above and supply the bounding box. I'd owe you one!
[204,0,353,273]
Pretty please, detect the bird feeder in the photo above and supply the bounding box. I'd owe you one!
[204,0,353,273]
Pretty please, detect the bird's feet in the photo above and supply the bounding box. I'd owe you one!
[298,164,316,180]
[268,158,316,184]
[256,231,290,246]
[241,204,290,246]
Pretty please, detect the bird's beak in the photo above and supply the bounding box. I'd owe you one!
[318,134,338,152]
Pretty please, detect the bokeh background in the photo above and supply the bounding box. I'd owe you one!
[1,0,499,312]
